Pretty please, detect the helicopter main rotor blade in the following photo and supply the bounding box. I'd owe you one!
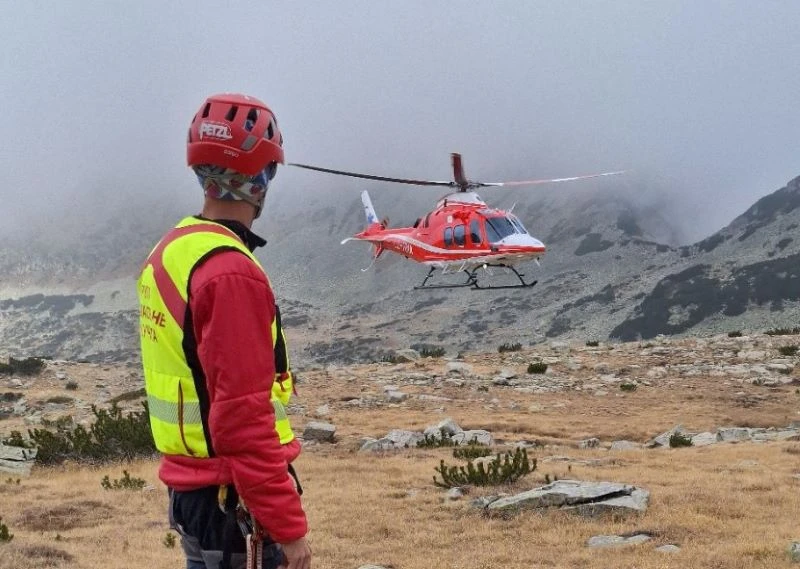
[289,163,455,187]
[478,170,628,187]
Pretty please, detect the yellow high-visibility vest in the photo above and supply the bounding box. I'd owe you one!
[138,216,295,457]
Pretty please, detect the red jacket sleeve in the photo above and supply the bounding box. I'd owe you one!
[190,251,308,543]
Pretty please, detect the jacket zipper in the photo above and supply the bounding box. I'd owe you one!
[177,383,195,456]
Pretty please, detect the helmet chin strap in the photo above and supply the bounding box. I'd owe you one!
[224,186,266,219]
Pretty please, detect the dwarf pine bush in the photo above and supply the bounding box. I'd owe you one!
[766,327,800,336]
[101,470,146,490]
[498,342,522,353]
[452,445,492,460]
[29,403,155,465]
[0,356,45,376]
[527,362,548,374]
[417,432,457,448]
[669,432,693,448]
[419,346,446,358]
[433,447,536,488]
[0,518,12,543]
[2,431,31,448]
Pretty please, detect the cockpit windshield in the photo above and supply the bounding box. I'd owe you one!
[485,215,528,243]
[509,215,528,234]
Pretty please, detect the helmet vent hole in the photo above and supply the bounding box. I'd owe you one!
[244,108,258,132]
[202,103,211,118]
[266,120,274,140]
[225,106,239,121]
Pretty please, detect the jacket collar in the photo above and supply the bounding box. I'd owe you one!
[195,216,267,252]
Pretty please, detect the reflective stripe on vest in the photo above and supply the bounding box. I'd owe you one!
[138,217,295,457]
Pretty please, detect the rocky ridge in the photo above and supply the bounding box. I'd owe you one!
[0,176,798,364]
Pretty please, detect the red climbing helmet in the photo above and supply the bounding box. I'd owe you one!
[187,93,284,176]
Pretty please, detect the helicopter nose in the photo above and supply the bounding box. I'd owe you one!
[497,234,545,249]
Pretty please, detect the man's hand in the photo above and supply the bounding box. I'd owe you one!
[279,537,312,569]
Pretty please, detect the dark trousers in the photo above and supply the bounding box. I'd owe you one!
[169,486,284,569]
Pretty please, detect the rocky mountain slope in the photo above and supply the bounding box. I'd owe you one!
[0,175,798,363]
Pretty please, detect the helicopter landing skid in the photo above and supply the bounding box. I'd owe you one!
[414,265,537,291]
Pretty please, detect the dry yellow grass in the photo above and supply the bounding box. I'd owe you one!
[2,337,800,568]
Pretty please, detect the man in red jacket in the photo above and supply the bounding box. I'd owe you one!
[138,93,311,569]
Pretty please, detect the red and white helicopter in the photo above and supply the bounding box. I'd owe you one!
[290,154,624,290]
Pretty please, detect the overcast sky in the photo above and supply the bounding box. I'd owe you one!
[2,1,799,242]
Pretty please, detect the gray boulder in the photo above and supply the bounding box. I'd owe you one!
[424,418,463,438]
[656,544,681,553]
[392,349,420,363]
[385,391,408,403]
[717,427,752,442]
[302,421,336,443]
[790,542,800,563]
[453,430,493,446]
[0,443,37,476]
[446,362,473,375]
[691,432,719,446]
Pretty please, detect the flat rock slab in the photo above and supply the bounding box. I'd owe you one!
[565,488,650,517]
[0,443,36,476]
[587,533,651,548]
[0,458,33,476]
[487,480,646,516]
[0,444,37,461]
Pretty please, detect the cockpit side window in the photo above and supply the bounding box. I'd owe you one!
[470,219,482,245]
[454,224,465,246]
[444,226,453,246]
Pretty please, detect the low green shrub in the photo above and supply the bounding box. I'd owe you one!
[585,340,599,347]
[728,330,742,338]
[527,362,548,374]
[419,346,446,358]
[452,445,492,460]
[669,432,693,448]
[498,342,522,353]
[778,345,798,357]
[163,533,176,548]
[65,381,79,391]
[2,431,32,448]
[0,357,45,376]
[620,382,638,392]
[766,327,800,336]
[417,432,457,448]
[101,470,146,490]
[29,403,155,465]
[433,447,536,488]
[0,517,12,543]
